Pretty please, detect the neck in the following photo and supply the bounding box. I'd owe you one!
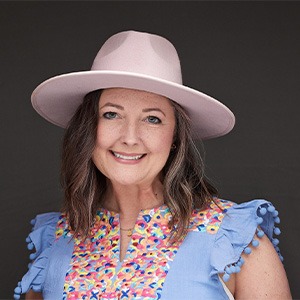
[102,179,164,228]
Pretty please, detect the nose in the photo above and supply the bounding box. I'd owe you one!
[120,120,141,146]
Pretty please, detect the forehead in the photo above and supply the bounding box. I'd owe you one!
[99,88,173,109]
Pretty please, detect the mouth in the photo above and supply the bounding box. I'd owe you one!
[110,151,146,161]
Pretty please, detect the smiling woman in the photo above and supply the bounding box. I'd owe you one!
[14,30,291,300]
[93,88,175,187]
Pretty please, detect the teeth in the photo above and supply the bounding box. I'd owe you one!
[112,152,143,160]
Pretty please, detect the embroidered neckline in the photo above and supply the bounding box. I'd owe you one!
[59,199,234,299]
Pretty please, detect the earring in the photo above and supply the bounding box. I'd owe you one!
[171,144,177,151]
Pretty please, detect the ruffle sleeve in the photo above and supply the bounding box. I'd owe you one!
[14,212,61,300]
[210,199,282,282]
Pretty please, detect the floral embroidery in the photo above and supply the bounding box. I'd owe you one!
[189,199,234,233]
[56,198,233,299]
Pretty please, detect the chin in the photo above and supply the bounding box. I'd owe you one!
[109,173,157,187]
[113,179,145,186]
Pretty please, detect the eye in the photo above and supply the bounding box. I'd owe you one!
[103,112,118,119]
[146,116,161,124]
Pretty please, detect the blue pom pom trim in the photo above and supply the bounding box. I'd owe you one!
[13,217,38,299]
[13,281,22,300]
[222,202,283,282]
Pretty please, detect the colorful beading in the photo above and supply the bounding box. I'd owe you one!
[56,199,233,299]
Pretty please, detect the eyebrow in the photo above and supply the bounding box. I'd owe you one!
[100,102,124,110]
[142,108,166,117]
[100,102,166,116]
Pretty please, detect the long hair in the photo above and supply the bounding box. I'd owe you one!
[162,101,217,241]
[61,89,218,240]
[61,89,105,238]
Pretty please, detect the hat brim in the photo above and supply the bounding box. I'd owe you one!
[31,71,235,139]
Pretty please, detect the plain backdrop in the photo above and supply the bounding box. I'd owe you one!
[1,1,299,299]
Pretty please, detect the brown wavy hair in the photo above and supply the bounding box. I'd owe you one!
[61,89,218,241]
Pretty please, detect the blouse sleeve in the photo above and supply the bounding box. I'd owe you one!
[14,212,61,300]
[210,199,282,282]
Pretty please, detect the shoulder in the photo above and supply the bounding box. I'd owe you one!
[189,197,284,278]
[190,198,281,238]
[29,212,71,245]
[189,198,291,298]
[234,232,291,299]
[14,211,68,299]
[189,198,235,234]
[207,198,283,281]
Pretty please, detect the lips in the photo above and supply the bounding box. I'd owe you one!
[111,151,146,160]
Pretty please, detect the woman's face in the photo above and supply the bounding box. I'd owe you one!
[92,88,176,187]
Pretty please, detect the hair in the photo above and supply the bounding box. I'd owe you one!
[61,89,218,241]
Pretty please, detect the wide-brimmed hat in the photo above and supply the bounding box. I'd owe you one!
[31,30,235,139]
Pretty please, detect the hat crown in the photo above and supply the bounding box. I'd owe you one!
[91,30,183,84]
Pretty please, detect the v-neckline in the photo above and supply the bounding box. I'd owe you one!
[96,204,170,263]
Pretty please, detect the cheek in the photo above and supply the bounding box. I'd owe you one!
[94,134,105,150]
[92,127,108,166]
[92,141,109,178]
[148,129,174,156]
[94,123,114,149]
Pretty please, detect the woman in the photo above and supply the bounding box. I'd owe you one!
[14,30,291,299]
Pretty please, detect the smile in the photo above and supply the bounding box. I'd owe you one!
[111,151,145,160]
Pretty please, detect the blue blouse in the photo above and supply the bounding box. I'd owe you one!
[14,198,283,299]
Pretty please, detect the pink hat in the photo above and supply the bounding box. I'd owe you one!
[31,30,235,139]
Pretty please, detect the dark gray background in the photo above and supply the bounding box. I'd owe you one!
[1,1,299,299]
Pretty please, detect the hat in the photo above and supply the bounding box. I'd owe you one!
[31,30,235,139]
